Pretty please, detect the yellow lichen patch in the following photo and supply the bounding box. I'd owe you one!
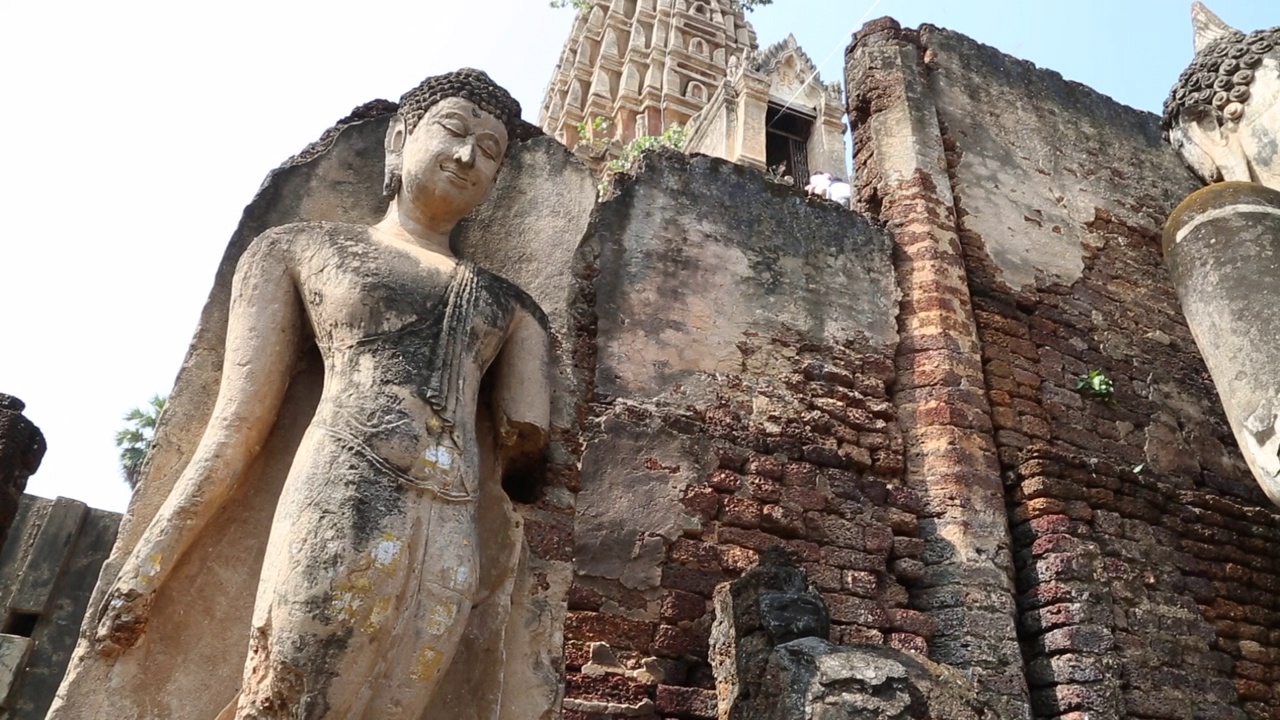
[330,569,376,624]
[139,553,164,585]
[411,647,444,681]
[330,590,364,623]
[424,601,457,636]
[365,594,393,634]
[330,550,406,632]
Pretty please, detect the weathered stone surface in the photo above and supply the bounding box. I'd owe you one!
[7,498,85,616]
[710,549,831,720]
[0,396,45,549]
[575,417,707,588]
[760,637,994,720]
[0,634,32,708]
[592,149,897,407]
[920,25,1193,293]
[848,12,1276,720]
[1164,182,1280,506]
[760,591,831,646]
[565,146,900,715]
[0,494,119,720]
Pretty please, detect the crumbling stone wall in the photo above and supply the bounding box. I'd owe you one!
[849,17,1280,720]
[710,549,995,720]
[560,151,916,720]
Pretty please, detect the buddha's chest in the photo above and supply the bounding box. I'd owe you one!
[294,230,513,364]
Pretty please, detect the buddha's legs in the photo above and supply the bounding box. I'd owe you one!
[232,435,478,720]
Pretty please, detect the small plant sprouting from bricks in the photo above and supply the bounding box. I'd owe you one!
[548,0,592,13]
[1074,369,1115,402]
[596,124,689,199]
[604,124,688,176]
[574,115,612,152]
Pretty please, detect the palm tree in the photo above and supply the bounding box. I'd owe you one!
[115,394,166,490]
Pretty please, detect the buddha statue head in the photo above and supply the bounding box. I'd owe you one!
[383,68,539,225]
[1163,3,1280,190]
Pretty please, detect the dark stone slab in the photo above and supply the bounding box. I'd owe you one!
[8,498,86,615]
[0,496,120,719]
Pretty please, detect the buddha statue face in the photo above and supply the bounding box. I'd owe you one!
[1165,4,1280,190]
[385,96,510,225]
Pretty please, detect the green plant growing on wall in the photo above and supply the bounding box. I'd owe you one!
[597,123,688,199]
[1074,369,1115,402]
[575,115,613,151]
[605,124,688,174]
[115,394,166,490]
[549,0,592,11]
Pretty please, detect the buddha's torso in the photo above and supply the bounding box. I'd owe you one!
[267,221,526,499]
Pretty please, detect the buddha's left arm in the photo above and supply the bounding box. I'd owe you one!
[490,306,552,477]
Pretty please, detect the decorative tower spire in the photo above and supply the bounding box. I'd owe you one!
[537,0,758,169]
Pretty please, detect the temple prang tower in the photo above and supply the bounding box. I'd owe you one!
[538,0,847,183]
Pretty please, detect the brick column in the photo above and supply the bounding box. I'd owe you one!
[845,19,1030,719]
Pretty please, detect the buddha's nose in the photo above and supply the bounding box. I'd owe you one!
[455,141,476,168]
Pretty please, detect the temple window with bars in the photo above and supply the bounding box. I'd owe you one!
[765,102,814,187]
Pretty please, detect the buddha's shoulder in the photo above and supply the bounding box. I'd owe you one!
[253,220,371,249]
[469,263,550,332]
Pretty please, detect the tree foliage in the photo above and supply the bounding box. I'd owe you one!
[115,394,166,490]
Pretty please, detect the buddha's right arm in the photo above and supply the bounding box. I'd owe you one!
[121,230,303,593]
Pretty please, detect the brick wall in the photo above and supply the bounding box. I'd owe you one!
[560,151,908,719]
[847,17,1280,720]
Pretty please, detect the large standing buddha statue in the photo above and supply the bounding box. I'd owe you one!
[48,68,554,719]
[1163,4,1280,506]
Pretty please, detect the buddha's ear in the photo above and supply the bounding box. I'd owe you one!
[1180,103,1251,181]
[386,114,407,149]
[385,115,407,155]
[383,116,406,198]
[1182,104,1227,146]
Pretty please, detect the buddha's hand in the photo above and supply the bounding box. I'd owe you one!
[93,579,153,657]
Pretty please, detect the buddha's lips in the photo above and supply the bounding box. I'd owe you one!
[440,165,473,186]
